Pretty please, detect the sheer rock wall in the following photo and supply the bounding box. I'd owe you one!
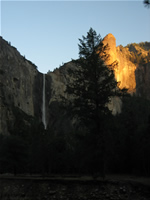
[0,37,44,134]
[103,33,137,93]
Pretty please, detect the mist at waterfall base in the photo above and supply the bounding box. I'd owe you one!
[42,74,47,129]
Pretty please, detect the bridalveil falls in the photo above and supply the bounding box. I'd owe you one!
[42,74,47,129]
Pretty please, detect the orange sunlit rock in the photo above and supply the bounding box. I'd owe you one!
[102,33,136,93]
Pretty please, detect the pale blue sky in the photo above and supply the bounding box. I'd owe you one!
[1,0,150,73]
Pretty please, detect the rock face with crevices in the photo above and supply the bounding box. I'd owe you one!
[103,33,137,93]
[0,37,45,134]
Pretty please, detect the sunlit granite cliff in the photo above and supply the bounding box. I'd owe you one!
[49,34,150,116]
[102,33,150,94]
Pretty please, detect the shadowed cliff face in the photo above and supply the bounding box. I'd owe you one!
[0,37,45,134]
[135,62,150,99]
[0,37,41,114]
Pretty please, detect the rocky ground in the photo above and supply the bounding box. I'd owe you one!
[0,175,150,200]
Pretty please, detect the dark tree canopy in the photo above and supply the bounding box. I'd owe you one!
[144,0,150,7]
[64,28,121,178]
[65,28,119,131]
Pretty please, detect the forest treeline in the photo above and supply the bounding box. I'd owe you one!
[0,96,150,176]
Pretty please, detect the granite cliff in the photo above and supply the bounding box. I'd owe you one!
[102,33,150,94]
[0,35,150,134]
[0,37,51,134]
[49,35,150,116]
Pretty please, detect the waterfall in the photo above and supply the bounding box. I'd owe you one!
[42,74,47,129]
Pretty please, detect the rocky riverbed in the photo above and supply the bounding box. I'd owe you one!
[0,175,150,200]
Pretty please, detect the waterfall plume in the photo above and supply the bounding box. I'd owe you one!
[42,74,47,129]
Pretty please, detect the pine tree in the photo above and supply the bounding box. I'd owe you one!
[64,28,120,178]
[144,0,150,7]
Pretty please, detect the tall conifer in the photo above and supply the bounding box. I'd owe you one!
[65,28,120,177]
